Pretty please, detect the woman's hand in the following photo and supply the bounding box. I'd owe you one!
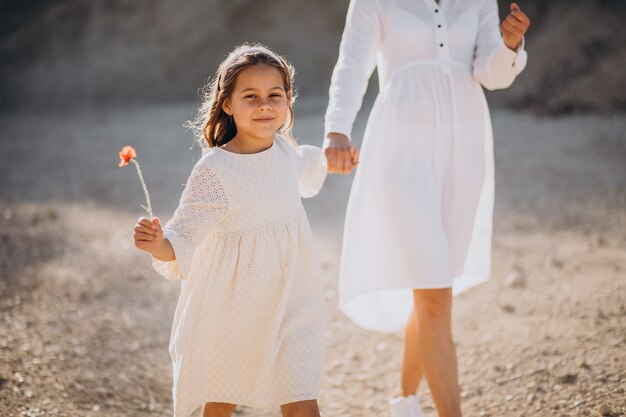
[324,132,360,175]
[500,3,530,51]
[134,217,168,257]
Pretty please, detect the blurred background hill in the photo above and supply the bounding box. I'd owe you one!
[1,0,625,113]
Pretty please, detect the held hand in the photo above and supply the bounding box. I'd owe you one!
[133,216,164,255]
[500,3,530,51]
[324,132,360,175]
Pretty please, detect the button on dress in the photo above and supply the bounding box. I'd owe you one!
[324,0,527,332]
[151,135,327,416]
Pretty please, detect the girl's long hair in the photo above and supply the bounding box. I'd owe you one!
[186,43,297,151]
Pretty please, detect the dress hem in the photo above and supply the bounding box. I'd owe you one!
[182,393,320,416]
[339,274,490,333]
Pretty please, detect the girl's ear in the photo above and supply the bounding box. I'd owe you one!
[222,99,232,116]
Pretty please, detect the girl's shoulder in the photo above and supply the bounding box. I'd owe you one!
[274,133,305,165]
[273,132,292,147]
[273,133,326,168]
[199,146,219,160]
[193,147,228,172]
[188,148,231,192]
[273,133,300,154]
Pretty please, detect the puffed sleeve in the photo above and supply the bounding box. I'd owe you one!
[472,0,527,91]
[151,158,229,280]
[295,145,328,198]
[324,0,382,140]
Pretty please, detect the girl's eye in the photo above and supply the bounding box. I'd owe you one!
[243,93,283,100]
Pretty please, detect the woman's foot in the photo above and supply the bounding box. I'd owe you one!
[389,394,424,417]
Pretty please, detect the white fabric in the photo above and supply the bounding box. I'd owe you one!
[325,0,527,332]
[151,135,327,416]
[389,395,424,417]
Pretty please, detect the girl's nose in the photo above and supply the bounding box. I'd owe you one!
[258,100,271,111]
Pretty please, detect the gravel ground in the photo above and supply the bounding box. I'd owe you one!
[0,102,624,417]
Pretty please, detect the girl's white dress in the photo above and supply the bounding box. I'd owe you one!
[151,135,327,417]
[325,0,527,332]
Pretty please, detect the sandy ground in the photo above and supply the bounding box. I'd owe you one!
[0,100,624,417]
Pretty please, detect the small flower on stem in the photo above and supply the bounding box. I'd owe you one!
[118,145,153,218]
[118,146,137,167]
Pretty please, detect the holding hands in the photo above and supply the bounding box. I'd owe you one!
[324,132,360,175]
[501,3,530,51]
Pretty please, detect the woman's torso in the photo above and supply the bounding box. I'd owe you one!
[376,0,483,83]
[367,0,489,129]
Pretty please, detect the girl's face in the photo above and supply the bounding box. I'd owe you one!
[223,64,289,143]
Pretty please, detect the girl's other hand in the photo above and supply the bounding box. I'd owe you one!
[501,3,530,51]
[133,216,164,255]
[324,132,360,175]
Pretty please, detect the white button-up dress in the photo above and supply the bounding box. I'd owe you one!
[325,0,527,332]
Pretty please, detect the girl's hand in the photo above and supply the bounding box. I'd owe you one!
[324,132,360,175]
[133,216,164,255]
[500,3,530,51]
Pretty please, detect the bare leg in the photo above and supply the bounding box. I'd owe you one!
[202,402,237,417]
[280,399,320,417]
[412,288,462,417]
[400,306,425,396]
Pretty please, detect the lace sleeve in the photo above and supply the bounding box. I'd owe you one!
[151,160,229,280]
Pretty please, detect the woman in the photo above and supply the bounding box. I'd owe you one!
[324,1,530,416]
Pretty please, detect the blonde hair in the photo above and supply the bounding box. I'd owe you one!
[186,43,297,150]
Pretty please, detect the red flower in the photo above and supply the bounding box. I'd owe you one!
[118,145,137,167]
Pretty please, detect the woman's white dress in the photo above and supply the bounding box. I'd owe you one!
[325,0,527,332]
[151,135,327,417]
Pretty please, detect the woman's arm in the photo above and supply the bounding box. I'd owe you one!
[472,1,530,90]
[324,0,381,174]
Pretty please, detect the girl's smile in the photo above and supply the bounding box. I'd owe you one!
[253,116,276,123]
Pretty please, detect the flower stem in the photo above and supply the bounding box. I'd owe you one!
[131,159,153,218]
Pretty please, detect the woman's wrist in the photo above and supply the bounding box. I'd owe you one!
[504,38,521,52]
[326,132,352,148]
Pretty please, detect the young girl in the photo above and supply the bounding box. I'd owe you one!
[133,44,327,417]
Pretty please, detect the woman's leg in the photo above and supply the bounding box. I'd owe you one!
[411,288,462,417]
[400,305,425,396]
[280,399,320,417]
[202,402,237,417]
